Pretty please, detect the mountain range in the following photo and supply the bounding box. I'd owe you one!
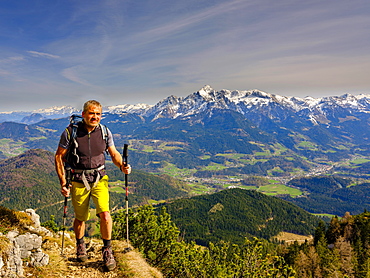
[1,85,370,215]
[1,84,369,161]
[2,85,370,123]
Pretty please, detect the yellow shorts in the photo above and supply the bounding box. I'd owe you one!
[71,175,110,222]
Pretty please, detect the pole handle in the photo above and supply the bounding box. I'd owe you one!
[123,144,128,163]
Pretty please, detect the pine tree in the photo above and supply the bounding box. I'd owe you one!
[295,246,322,278]
[327,216,341,244]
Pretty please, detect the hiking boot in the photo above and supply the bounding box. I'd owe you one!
[76,242,88,262]
[102,246,116,271]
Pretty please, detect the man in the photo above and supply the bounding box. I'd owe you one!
[55,100,131,271]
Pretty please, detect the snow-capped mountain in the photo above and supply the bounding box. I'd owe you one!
[1,85,369,125]
[0,105,79,123]
[32,105,78,116]
[105,103,153,115]
[0,103,151,123]
[142,85,370,125]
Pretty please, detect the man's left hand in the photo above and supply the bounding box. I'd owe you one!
[121,164,131,174]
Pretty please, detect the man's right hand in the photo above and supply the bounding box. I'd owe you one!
[61,183,72,198]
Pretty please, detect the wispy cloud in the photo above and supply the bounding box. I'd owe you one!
[0,69,11,76]
[0,56,25,64]
[27,51,60,59]
[61,66,94,87]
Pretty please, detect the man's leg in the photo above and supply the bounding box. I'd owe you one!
[74,218,86,239]
[74,218,88,262]
[99,211,112,241]
[71,181,90,262]
[92,176,116,271]
[99,211,116,270]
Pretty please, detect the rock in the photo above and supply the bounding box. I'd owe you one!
[1,209,51,277]
[24,209,40,228]
[57,230,71,240]
[1,236,23,278]
[6,231,19,240]
[15,233,43,258]
[13,232,49,267]
[30,249,49,267]
[23,209,53,237]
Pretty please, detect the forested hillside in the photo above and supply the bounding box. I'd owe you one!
[281,176,370,215]
[159,188,320,245]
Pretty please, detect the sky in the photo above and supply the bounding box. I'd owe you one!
[1,0,370,111]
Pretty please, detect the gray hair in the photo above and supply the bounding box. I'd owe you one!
[83,100,102,113]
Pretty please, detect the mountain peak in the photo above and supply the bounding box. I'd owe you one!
[198,85,215,96]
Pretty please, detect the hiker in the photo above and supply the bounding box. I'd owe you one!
[54,100,131,271]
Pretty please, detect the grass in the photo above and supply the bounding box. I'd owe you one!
[159,141,186,151]
[187,181,216,195]
[313,213,339,219]
[254,151,271,156]
[199,155,211,160]
[129,139,187,154]
[116,241,163,278]
[28,136,48,141]
[147,199,167,205]
[296,141,319,150]
[257,184,302,197]
[238,182,302,197]
[110,183,126,194]
[351,158,370,164]
[142,146,155,153]
[161,162,197,178]
[272,232,313,244]
[200,163,227,171]
[216,153,247,160]
[0,236,11,263]
[0,206,34,234]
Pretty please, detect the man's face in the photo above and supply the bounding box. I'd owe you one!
[82,105,102,129]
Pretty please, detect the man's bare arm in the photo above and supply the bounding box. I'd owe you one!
[55,146,71,197]
[107,145,131,174]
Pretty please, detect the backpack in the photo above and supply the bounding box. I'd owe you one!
[64,114,109,166]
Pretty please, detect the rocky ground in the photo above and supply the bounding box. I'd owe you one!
[1,208,162,278]
[24,237,163,278]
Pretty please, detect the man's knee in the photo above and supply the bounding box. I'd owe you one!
[74,218,85,226]
[99,211,111,222]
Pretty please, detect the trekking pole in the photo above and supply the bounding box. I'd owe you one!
[61,167,71,257]
[123,144,132,253]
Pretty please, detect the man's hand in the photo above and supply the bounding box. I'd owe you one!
[61,182,72,198]
[121,163,131,174]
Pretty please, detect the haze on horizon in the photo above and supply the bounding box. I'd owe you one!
[1,0,370,112]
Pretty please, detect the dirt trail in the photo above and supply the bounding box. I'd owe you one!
[25,237,163,278]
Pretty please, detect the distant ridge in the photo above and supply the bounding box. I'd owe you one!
[1,85,370,124]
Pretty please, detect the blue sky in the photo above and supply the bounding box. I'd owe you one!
[1,0,370,111]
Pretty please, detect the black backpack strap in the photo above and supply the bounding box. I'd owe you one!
[66,122,80,164]
[99,124,109,151]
